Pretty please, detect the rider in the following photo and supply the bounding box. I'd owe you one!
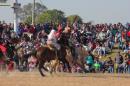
[47,28,61,50]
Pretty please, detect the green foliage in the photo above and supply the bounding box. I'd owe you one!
[36,9,65,24]
[67,15,82,25]
[19,3,83,24]
[18,2,47,22]
[24,16,32,24]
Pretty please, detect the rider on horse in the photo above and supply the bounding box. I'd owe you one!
[46,23,66,51]
[47,29,61,51]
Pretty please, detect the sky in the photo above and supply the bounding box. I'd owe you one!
[0,0,130,24]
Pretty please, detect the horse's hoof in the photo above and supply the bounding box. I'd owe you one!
[41,74,45,77]
[41,74,46,77]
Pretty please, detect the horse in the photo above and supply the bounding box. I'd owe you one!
[16,47,25,71]
[66,44,89,73]
[16,46,31,71]
[36,43,72,76]
[35,30,73,76]
[51,32,89,73]
[36,30,89,76]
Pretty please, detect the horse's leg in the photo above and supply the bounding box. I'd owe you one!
[59,48,71,73]
[50,61,55,74]
[24,54,30,71]
[19,57,24,66]
[21,55,25,71]
[50,59,59,74]
[25,59,29,71]
[65,60,71,72]
[38,61,45,77]
[18,58,22,70]
[61,57,71,73]
[76,60,87,73]
[42,65,49,72]
[59,58,65,72]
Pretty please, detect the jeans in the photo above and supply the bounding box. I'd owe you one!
[128,65,130,74]
[123,65,128,73]
[109,41,115,50]
[108,66,114,73]
[115,64,123,73]
[99,49,106,56]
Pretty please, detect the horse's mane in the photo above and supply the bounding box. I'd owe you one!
[17,47,24,53]
[37,45,49,51]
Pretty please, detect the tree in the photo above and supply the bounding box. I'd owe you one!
[36,9,65,24]
[67,15,82,25]
[24,16,32,24]
[18,2,47,22]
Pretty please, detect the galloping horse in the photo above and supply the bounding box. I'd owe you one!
[36,30,89,76]
[36,43,71,76]
[16,45,33,71]
[36,30,74,76]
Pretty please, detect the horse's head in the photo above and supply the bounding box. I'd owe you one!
[58,32,70,47]
[16,47,24,58]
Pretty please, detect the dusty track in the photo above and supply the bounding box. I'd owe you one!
[0,71,130,86]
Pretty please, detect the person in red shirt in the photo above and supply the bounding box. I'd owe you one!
[0,42,8,60]
[0,44,6,53]
[55,23,63,38]
[29,25,35,34]
[126,30,130,42]
[122,31,125,42]
[127,31,130,37]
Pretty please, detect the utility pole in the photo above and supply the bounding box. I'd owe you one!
[32,0,36,25]
[12,0,21,34]
[0,0,20,34]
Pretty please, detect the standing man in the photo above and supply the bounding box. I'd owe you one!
[107,57,114,73]
[115,52,124,73]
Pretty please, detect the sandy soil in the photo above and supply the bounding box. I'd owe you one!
[0,71,130,86]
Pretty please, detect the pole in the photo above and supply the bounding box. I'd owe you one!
[32,0,35,25]
[13,0,19,33]
[0,0,20,34]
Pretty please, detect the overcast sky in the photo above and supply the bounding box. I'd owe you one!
[0,0,130,24]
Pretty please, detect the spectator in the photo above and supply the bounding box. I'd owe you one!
[85,52,94,72]
[107,57,114,73]
[115,52,124,73]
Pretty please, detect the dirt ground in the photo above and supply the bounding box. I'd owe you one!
[0,71,130,86]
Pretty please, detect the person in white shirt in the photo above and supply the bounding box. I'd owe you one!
[47,29,61,50]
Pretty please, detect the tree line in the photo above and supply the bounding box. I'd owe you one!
[18,2,82,25]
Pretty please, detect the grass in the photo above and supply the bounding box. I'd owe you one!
[100,44,125,61]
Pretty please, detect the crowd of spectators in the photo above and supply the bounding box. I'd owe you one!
[0,20,130,73]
